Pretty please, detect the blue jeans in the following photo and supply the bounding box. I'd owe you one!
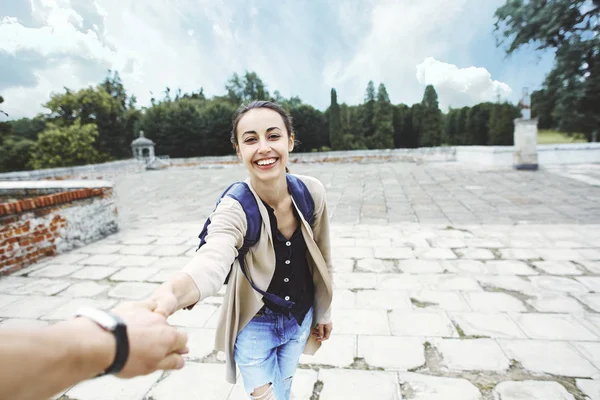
[234,306,313,400]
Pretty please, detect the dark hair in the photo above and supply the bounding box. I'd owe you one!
[230,100,295,148]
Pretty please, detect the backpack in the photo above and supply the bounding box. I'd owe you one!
[196,174,315,312]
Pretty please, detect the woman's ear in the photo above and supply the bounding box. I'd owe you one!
[235,144,242,160]
[288,132,295,152]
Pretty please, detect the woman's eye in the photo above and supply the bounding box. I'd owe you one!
[244,138,256,143]
[269,134,280,139]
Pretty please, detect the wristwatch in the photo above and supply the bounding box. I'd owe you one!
[74,307,129,376]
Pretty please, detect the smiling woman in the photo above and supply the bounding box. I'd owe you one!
[147,100,334,400]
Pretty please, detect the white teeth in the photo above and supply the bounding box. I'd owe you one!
[257,158,276,166]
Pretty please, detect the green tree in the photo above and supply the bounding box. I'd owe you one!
[368,83,394,149]
[419,85,443,147]
[0,95,7,117]
[290,104,328,152]
[30,119,102,169]
[494,0,600,141]
[393,104,411,148]
[328,89,343,150]
[444,109,458,145]
[410,103,423,148]
[225,71,270,105]
[455,107,470,145]
[489,103,521,145]
[0,136,35,172]
[360,81,376,142]
[466,103,493,145]
[531,88,556,130]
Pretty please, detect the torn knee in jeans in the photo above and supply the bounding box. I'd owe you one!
[251,383,275,400]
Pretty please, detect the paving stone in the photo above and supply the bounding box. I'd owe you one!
[576,294,600,312]
[499,248,541,260]
[571,342,600,372]
[409,291,470,311]
[429,237,467,248]
[533,261,584,275]
[29,264,84,278]
[580,248,600,260]
[455,248,495,260]
[0,296,69,318]
[531,276,589,294]
[43,252,89,265]
[0,294,24,309]
[377,274,429,290]
[41,298,117,320]
[389,310,458,337]
[109,266,160,281]
[117,245,155,255]
[107,282,159,300]
[577,379,600,400]
[120,235,157,245]
[150,245,191,257]
[332,272,377,290]
[432,338,510,371]
[513,313,598,340]
[60,281,111,298]
[318,369,402,400]
[536,248,585,261]
[332,309,390,335]
[167,304,219,328]
[357,336,424,370]
[331,258,354,272]
[528,294,587,313]
[493,381,575,400]
[463,292,527,312]
[354,289,411,310]
[429,275,483,292]
[228,368,319,400]
[66,370,162,400]
[153,236,189,245]
[150,256,193,270]
[374,247,414,259]
[442,260,488,274]
[8,278,72,295]
[300,334,356,367]
[146,363,233,400]
[76,244,124,255]
[111,255,160,267]
[355,258,395,273]
[147,268,180,283]
[70,266,120,280]
[181,328,217,360]
[0,318,51,329]
[482,260,538,275]
[449,312,527,338]
[79,254,123,266]
[475,275,537,295]
[578,261,600,274]
[414,248,457,260]
[575,277,600,292]
[331,289,357,309]
[397,372,481,400]
[499,339,598,377]
[332,246,374,259]
[398,260,445,274]
[463,238,506,248]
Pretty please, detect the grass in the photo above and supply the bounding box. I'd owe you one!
[538,129,587,144]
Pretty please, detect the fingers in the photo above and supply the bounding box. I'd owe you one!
[323,324,332,340]
[168,329,189,354]
[156,353,185,371]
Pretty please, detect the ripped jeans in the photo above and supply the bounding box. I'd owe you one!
[234,306,313,400]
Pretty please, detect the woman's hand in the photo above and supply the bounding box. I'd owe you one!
[312,322,333,342]
[150,290,178,318]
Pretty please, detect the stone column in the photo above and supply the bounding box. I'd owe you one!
[513,118,538,170]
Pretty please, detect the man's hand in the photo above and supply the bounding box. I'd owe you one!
[312,322,333,342]
[110,301,188,378]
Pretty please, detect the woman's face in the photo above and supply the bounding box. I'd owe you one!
[235,108,294,182]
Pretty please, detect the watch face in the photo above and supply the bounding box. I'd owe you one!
[75,307,118,330]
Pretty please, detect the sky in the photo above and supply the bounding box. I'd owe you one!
[0,0,556,120]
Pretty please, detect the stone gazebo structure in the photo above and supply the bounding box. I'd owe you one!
[131,131,155,162]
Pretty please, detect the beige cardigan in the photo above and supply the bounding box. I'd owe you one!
[181,174,333,384]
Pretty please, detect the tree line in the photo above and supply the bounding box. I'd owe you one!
[0,71,520,172]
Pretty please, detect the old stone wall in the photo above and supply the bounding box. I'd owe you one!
[0,184,117,275]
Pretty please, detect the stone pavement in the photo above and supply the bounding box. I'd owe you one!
[1,161,600,400]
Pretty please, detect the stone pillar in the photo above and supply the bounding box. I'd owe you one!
[513,118,539,170]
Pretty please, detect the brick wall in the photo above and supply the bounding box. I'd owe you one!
[0,185,117,275]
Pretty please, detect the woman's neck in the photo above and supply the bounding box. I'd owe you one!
[250,174,288,209]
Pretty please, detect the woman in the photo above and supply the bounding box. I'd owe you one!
[149,100,334,400]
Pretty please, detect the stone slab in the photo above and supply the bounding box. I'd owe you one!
[357,336,425,370]
[299,334,356,367]
[512,313,598,340]
[109,266,160,281]
[8,278,72,296]
[527,294,586,313]
[449,312,527,338]
[0,318,51,329]
[354,290,411,310]
[571,342,600,371]
[388,310,458,337]
[41,298,117,320]
[70,266,120,280]
[463,292,527,312]
[398,260,445,274]
[530,276,589,294]
[60,281,111,298]
[332,309,390,335]
[147,363,234,400]
[112,255,160,267]
[533,261,583,275]
[492,380,575,400]
[181,328,217,361]
[577,379,600,400]
[332,273,377,290]
[66,370,162,400]
[575,277,600,292]
[79,254,123,266]
[432,338,510,371]
[482,260,538,275]
[355,258,396,273]
[374,247,414,259]
[107,282,159,300]
[318,369,402,400]
[409,291,470,311]
[0,295,69,318]
[455,248,495,260]
[499,339,598,377]
[0,294,24,309]
[397,372,481,400]
[414,248,457,260]
[29,264,85,278]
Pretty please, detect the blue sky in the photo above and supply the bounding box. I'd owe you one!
[0,0,555,119]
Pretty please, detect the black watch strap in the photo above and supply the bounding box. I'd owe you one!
[102,312,129,376]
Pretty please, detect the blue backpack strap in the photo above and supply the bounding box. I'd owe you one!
[286,174,315,226]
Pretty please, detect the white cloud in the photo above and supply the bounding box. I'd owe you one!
[416,57,512,110]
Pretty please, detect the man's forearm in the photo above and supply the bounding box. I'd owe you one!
[0,317,114,400]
